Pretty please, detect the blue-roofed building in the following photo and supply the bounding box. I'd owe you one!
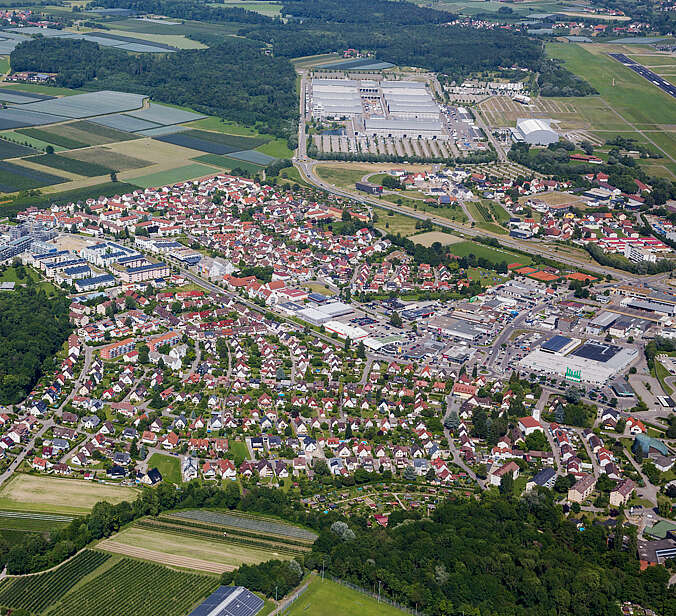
[62,264,92,280]
[526,467,556,491]
[188,586,264,616]
[541,335,572,354]
[74,273,116,292]
[308,292,328,304]
[632,433,670,458]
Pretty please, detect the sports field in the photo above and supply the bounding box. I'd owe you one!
[0,474,138,514]
[285,577,409,616]
[99,526,284,570]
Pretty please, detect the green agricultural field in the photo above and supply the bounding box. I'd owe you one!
[448,240,531,265]
[46,557,218,616]
[26,153,114,177]
[256,138,293,158]
[62,146,151,171]
[147,453,181,484]
[0,56,9,75]
[0,550,110,614]
[131,163,219,189]
[0,161,66,192]
[546,43,676,128]
[0,83,78,96]
[285,577,410,616]
[184,116,268,137]
[219,0,282,16]
[17,127,88,150]
[182,129,268,149]
[68,120,140,143]
[193,154,264,175]
[0,130,67,152]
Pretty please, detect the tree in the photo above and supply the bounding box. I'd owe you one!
[110,170,118,182]
[138,344,150,364]
[390,311,402,328]
[499,473,514,497]
[357,341,365,359]
[45,145,54,154]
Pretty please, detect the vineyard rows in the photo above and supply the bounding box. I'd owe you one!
[45,558,217,616]
[169,509,317,542]
[156,515,314,548]
[0,550,110,614]
[135,519,307,555]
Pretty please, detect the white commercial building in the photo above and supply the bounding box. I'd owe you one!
[515,118,558,146]
[360,117,446,139]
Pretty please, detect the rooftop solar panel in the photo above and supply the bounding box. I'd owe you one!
[570,341,620,363]
[541,334,572,353]
[187,586,264,616]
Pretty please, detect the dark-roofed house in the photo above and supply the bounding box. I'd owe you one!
[526,467,556,491]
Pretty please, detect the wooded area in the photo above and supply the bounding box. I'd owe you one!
[0,286,71,405]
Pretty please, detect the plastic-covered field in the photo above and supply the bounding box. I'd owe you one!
[136,125,188,137]
[0,108,67,130]
[20,91,146,119]
[228,149,276,165]
[6,27,176,53]
[154,133,240,155]
[0,89,52,104]
[0,32,30,54]
[126,103,204,126]
[91,114,161,133]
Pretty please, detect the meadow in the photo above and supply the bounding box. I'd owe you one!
[0,474,139,515]
[147,453,181,485]
[448,240,531,265]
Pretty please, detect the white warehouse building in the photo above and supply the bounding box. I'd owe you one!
[515,118,559,146]
[360,117,447,140]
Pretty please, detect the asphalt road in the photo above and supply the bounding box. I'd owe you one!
[609,53,676,99]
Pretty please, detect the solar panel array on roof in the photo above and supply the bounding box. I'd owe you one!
[570,341,620,363]
[541,334,572,354]
[188,586,264,616]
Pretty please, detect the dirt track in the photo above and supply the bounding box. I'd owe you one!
[96,540,234,574]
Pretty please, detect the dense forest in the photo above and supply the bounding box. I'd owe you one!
[537,58,598,97]
[10,37,297,138]
[0,285,71,405]
[308,494,675,616]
